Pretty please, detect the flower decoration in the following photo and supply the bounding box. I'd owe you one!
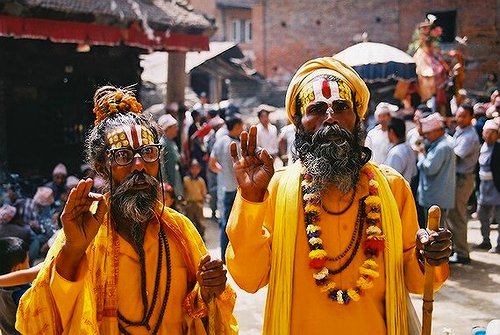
[302,165,385,305]
[407,14,443,55]
[93,90,143,125]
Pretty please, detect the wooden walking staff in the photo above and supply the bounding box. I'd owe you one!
[208,294,216,335]
[421,205,441,335]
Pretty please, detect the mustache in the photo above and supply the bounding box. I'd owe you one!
[311,124,354,145]
[115,171,158,192]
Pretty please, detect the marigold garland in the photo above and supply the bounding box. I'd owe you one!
[302,166,385,304]
[93,91,143,125]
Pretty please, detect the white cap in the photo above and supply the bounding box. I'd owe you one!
[374,102,398,118]
[420,113,444,133]
[0,204,16,224]
[483,119,499,132]
[486,104,500,119]
[52,163,67,176]
[208,116,225,127]
[33,186,54,207]
[157,114,178,131]
[66,175,80,189]
[256,104,277,113]
[473,103,486,116]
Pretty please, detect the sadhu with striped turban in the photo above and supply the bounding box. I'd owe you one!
[226,56,452,335]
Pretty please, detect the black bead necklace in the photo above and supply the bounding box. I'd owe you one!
[326,197,365,262]
[326,197,366,275]
[320,185,357,215]
[118,225,172,334]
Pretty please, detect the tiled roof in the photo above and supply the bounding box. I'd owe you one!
[216,0,256,9]
[0,0,214,33]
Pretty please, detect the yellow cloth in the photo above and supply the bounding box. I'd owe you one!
[226,162,448,335]
[284,57,371,122]
[16,201,238,335]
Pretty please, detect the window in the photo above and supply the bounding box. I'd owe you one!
[426,10,456,43]
[231,19,253,43]
[232,19,241,42]
[244,20,252,43]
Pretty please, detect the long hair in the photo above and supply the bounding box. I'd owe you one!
[85,86,161,191]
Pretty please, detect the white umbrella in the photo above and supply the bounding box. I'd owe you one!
[334,42,416,83]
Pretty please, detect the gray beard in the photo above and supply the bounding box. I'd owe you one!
[110,171,160,247]
[295,123,369,194]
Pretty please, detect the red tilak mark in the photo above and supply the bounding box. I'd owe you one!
[130,125,140,148]
[321,80,331,99]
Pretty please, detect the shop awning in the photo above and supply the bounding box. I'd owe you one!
[0,15,209,51]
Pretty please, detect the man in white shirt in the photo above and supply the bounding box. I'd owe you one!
[365,102,398,163]
[256,104,279,160]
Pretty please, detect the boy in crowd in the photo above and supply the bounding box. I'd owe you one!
[183,159,208,238]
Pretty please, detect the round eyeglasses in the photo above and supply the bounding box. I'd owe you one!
[107,144,162,166]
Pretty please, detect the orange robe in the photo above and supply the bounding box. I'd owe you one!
[16,202,238,334]
[226,163,448,334]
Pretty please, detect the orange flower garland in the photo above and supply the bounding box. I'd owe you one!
[302,166,385,304]
[93,91,143,125]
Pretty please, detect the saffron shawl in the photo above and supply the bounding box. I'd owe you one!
[16,201,238,334]
[264,161,408,334]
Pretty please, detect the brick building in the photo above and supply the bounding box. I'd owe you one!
[251,0,499,92]
[190,0,256,57]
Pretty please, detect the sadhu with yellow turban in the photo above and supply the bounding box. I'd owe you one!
[226,56,452,335]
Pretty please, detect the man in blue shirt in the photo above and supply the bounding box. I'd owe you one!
[416,113,456,228]
[384,117,417,183]
[447,104,481,264]
[208,115,244,263]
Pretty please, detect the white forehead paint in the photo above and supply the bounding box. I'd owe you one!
[312,79,341,105]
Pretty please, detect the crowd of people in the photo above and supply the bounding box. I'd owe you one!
[0,163,104,266]
[0,56,497,334]
[364,89,500,264]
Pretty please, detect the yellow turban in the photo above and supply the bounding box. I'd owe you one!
[285,57,370,122]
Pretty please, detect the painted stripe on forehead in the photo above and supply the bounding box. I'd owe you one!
[123,125,142,148]
[322,79,331,98]
[313,79,340,104]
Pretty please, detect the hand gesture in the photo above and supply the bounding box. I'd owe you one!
[196,254,227,302]
[60,178,106,254]
[416,228,452,266]
[230,126,274,202]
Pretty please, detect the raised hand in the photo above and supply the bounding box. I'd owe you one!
[57,178,106,280]
[196,254,227,302]
[230,126,274,202]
